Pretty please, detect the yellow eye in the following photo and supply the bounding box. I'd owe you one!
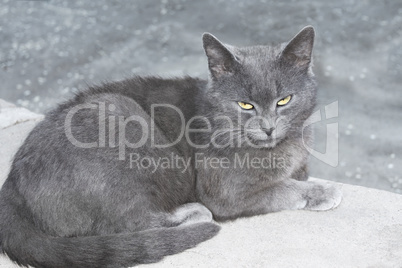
[277,95,292,106]
[238,102,254,110]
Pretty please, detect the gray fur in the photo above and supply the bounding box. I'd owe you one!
[0,26,341,267]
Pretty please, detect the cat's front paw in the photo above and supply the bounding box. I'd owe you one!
[170,203,213,226]
[303,182,342,211]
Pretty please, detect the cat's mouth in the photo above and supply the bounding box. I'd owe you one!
[252,139,278,148]
[245,132,280,148]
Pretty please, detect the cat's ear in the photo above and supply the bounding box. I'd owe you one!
[202,33,239,79]
[280,26,315,68]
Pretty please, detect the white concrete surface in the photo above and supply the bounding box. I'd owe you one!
[0,100,44,187]
[0,99,401,268]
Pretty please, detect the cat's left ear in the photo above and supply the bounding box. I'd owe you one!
[280,26,315,68]
[202,33,239,79]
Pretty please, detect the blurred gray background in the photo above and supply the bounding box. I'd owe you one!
[0,0,401,193]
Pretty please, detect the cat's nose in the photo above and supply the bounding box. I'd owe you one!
[262,127,275,136]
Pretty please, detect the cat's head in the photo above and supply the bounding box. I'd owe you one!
[202,26,317,148]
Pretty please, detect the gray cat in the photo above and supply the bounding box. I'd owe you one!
[0,26,341,268]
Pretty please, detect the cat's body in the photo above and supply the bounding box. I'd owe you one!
[0,26,341,268]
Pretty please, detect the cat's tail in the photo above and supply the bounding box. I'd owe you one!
[0,193,220,268]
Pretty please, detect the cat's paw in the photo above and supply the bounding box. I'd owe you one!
[303,182,342,211]
[170,203,213,226]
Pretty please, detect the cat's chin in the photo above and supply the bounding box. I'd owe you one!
[245,133,284,149]
[247,138,280,149]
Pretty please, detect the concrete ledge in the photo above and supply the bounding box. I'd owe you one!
[0,99,401,267]
[143,181,402,267]
[0,100,44,187]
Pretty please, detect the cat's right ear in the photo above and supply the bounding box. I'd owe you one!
[280,26,315,69]
[202,33,239,79]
